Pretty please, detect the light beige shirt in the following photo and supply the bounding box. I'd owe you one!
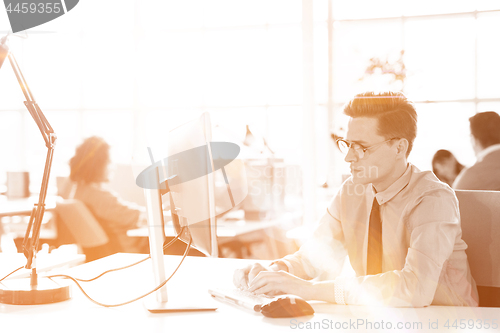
[476,143,500,162]
[281,164,478,307]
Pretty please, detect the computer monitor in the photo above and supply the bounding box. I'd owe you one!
[140,112,220,312]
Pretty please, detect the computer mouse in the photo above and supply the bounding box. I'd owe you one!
[260,296,315,318]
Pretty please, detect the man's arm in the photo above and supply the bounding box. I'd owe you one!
[234,190,348,290]
[278,218,346,280]
[273,191,348,281]
[248,189,466,307]
[329,190,461,307]
[81,184,142,230]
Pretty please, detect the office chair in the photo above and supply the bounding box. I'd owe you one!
[55,199,113,262]
[455,190,500,307]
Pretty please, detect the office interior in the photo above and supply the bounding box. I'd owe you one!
[1,0,500,310]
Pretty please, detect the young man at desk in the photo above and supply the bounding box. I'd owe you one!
[234,91,479,307]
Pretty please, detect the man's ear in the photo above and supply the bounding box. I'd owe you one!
[395,138,409,158]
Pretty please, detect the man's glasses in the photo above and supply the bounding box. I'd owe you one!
[335,138,399,159]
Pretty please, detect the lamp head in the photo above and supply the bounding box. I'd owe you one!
[0,36,10,70]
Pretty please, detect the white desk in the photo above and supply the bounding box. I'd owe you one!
[0,253,498,333]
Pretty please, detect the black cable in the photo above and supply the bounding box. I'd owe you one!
[72,227,185,283]
[0,266,24,282]
[48,235,192,308]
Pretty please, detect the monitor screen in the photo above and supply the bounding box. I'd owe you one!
[138,112,248,311]
[142,112,218,311]
[166,113,217,257]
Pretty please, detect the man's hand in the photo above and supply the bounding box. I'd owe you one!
[247,270,316,299]
[233,263,272,290]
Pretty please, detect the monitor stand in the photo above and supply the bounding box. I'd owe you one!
[143,293,217,313]
[142,186,217,313]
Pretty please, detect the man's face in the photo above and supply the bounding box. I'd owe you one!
[344,117,399,188]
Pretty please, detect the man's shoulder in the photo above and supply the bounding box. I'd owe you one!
[408,165,449,189]
[335,166,453,199]
[407,165,456,200]
[453,151,500,190]
[405,166,460,225]
[478,149,500,168]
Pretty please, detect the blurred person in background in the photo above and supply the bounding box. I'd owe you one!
[432,149,464,187]
[453,112,500,191]
[62,136,146,255]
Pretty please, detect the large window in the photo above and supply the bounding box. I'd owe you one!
[1,0,500,202]
[329,4,500,179]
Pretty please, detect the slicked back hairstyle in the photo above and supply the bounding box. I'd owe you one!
[469,111,500,149]
[343,91,418,157]
[69,136,111,184]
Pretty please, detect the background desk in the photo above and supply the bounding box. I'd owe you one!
[0,253,498,333]
[0,195,57,218]
[0,195,58,252]
[127,213,302,259]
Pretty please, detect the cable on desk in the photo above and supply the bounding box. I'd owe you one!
[47,235,192,308]
[0,266,24,282]
[0,228,186,285]
[72,227,186,282]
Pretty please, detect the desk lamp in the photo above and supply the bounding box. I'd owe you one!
[0,34,70,305]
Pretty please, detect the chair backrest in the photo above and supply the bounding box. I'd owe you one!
[55,199,109,249]
[455,190,500,307]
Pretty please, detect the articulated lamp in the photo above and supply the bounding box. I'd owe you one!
[0,34,70,305]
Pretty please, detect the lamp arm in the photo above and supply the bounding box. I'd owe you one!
[6,50,56,273]
[8,52,55,148]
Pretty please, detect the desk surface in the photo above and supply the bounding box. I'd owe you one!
[0,253,498,333]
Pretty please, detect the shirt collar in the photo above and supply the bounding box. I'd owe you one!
[476,143,500,162]
[373,163,412,205]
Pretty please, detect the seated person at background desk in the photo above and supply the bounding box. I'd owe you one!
[431,149,464,187]
[61,136,146,254]
[453,111,500,191]
[234,91,478,307]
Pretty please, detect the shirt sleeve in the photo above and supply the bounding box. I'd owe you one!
[280,188,349,281]
[336,188,460,307]
[79,184,142,231]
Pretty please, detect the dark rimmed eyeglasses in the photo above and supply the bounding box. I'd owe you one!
[335,137,399,159]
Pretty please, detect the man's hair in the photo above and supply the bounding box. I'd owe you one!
[343,91,417,156]
[469,111,500,149]
[69,136,110,184]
